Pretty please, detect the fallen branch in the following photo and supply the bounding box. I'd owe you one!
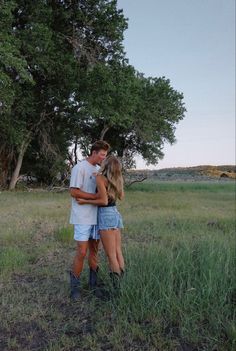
[47,186,69,192]
[125,177,147,187]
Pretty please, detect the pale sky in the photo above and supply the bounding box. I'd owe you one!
[117,0,235,169]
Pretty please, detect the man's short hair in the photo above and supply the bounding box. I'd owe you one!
[90,140,110,155]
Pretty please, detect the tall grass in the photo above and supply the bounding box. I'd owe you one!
[127,180,235,193]
[117,238,236,349]
[0,182,235,350]
[0,247,30,274]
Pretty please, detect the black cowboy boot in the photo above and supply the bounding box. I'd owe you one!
[89,267,99,290]
[70,271,80,300]
[109,272,121,293]
[89,267,106,299]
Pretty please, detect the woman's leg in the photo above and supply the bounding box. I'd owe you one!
[72,241,89,277]
[100,230,121,274]
[115,229,125,271]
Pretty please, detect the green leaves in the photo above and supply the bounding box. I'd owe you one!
[0,1,34,112]
[78,62,136,128]
[0,0,128,188]
[0,0,186,188]
[75,63,186,166]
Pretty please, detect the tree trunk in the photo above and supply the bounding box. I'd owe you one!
[0,148,14,189]
[9,138,31,190]
[100,126,109,140]
[74,136,78,163]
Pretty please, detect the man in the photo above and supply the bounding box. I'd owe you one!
[69,140,110,300]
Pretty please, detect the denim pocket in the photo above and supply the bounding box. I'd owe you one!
[100,213,117,228]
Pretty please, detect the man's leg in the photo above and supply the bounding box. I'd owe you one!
[70,241,88,300]
[70,224,92,300]
[88,239,99,271]
[73,241,89,276]
[88,239,100,289]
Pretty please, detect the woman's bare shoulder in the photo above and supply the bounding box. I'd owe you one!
[96,174,107,185]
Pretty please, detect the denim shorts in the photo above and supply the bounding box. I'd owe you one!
[74,224,100,241]
[98,206,124,231]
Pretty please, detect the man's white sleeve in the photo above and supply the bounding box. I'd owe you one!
[70,165,84,189]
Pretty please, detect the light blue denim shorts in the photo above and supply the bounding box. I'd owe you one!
[74,224,100,241]
[98,206,124,231]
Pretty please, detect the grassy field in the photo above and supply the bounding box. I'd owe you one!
[0,181,235,351]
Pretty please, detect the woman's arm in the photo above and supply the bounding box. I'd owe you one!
[76,175,108,206]
[70,187,98,200]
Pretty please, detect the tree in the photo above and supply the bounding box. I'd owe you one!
[0,0,127,189]
[0,1,186,189]
[0,0,35,187]
[71,61,138,147]
[71,61,186,166]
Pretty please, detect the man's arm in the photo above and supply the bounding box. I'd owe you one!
[76,175,108,206]
[70,188,98,200]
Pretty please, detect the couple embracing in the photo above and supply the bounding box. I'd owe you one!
[69,141,125,300]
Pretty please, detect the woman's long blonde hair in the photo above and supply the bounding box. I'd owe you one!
[99,155,124,201]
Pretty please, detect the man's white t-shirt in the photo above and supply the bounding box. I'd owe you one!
[69,160,98,225]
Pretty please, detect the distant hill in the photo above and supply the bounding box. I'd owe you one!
[127,165,236,182]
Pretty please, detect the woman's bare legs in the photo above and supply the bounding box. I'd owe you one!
[115,229,125,271]
[100,229,121,273]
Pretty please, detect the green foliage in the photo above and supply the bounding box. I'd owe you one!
[127,181,235,193]
[0,0,186,188]
[0,0,127,188]
[75,62,186,165]
[0,0,34,112]
[54,226,74,244]
[0,247,29,274]
[133,76,186,164]
[117,238,235,349]
[79,62,137,128]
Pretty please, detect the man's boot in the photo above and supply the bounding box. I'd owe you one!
[70,271,80,300]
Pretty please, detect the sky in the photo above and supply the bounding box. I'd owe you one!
[117,0,235,169]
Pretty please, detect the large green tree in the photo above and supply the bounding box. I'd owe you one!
[0,0,127,189]
[1,0,186,189]
[72,61,186,166]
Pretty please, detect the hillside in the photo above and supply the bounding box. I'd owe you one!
[127,165,236,182]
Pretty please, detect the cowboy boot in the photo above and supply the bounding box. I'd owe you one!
[109,272,121,293]
[70,271,80,300]
[89,267,99,290]
[89,267,106,299]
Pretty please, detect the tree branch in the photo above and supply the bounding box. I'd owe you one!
[125,177,147,187]
[100,125,110,140]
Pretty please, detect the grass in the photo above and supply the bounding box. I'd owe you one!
[0,181,235,350]
[127,180,235,192]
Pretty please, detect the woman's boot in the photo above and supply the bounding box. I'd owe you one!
[70,271,80,300]
[109,272,121,294]
[89,267,105,299]
[89,267,98,290]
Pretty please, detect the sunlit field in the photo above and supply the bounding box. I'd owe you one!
[0,181,235,351]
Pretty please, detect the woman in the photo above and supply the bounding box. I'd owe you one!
[77,155,125,282]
